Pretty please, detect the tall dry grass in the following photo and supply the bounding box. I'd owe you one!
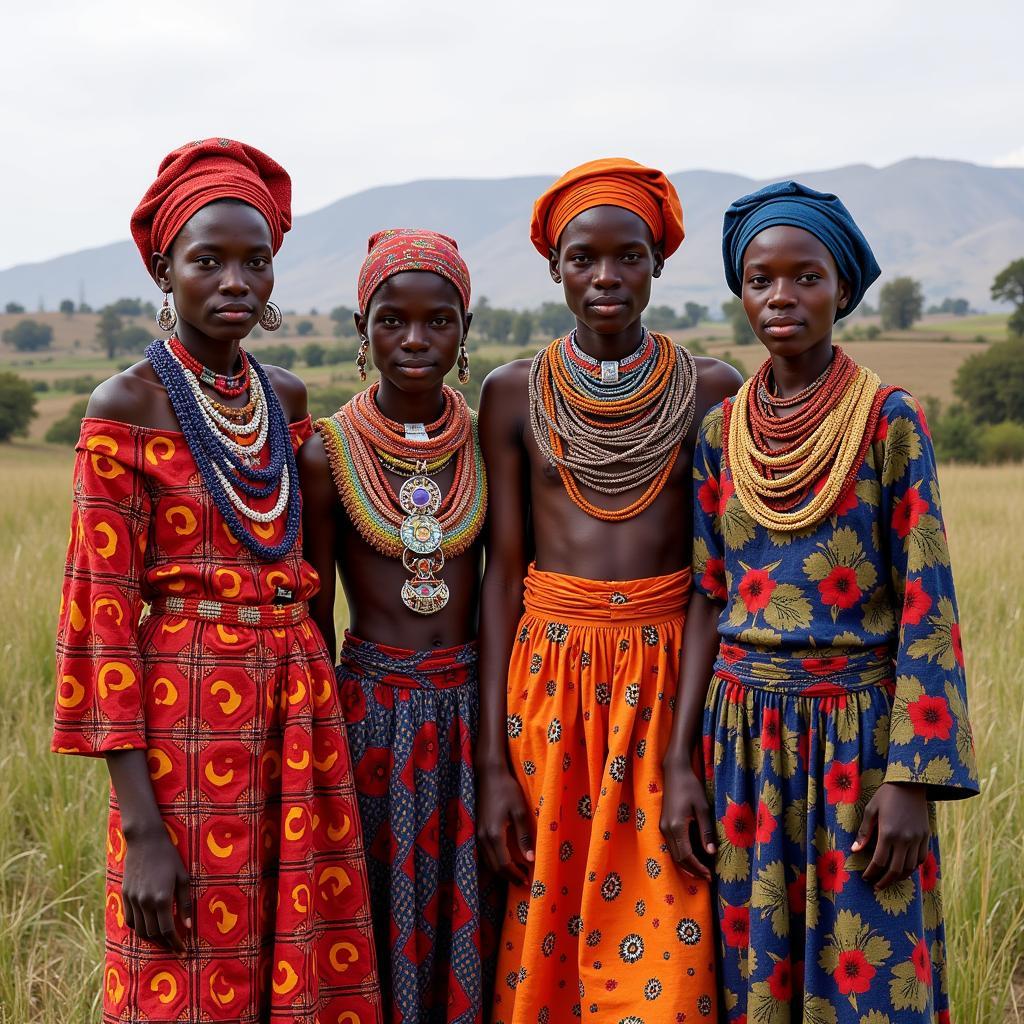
[0,446,1021,1021]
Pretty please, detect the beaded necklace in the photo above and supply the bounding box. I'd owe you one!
[316,383,486,615]
[168,335,249,396]
[146,339,301,561]
[528,331,697,521]
[725,347,893,531]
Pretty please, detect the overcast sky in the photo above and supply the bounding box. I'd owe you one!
[2,0,1021,270]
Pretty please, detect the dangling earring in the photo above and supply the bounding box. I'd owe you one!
[259,300,282,332]
[457,341,470,384]
[356,338,369,382]
[156,293,177,332]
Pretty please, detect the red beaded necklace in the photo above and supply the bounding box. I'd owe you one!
[168,335,250,397]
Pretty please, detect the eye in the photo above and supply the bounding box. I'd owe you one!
[569,254,591,265]
[622,253,641,263]
[430,316,450,328]
[380,315,401,327]
[248,257,270,269]
[196,256,219,268]
[798,272,822,283]
[747,274,769,287]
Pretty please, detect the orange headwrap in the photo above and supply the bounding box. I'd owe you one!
[530,157,684,258]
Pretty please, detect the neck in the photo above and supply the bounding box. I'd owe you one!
[573,318,646,361]
[769,337,834,397]
[175,322,244,376]
[374,378,446,426]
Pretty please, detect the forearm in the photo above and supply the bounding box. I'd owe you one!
[106,750,165,840]
[666,590,722,759]
[308,582,337,663]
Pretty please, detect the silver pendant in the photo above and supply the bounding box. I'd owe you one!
[400,513,443,555]
[399,474,442,516]
[401,575,450,615]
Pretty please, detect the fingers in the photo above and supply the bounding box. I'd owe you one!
[875,841,911,892]
[511,804,535,865]
[156,894,185,954]
[694,800,717,856]
[176,871,193,932]
[851,800,878,854]
[862,826,890,887]
[659,813,711,879]
[123,894,136,934]
[138,897,166,949]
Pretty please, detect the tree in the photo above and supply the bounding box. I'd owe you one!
[646,305,681,331]
[78,302,92,314]
[722,298,756,345]
[258,344,296,369]
[879,277,924,330]
[953,338,1024,424]
[330,305,357,338]
[108,297,147,316]
[512,312,533,346]
[536,303,575,339]
[4,302,25,314]
[684,302,708,327]
[96,307,123,360]
[45,398,88,446]
[487,308,513,343]
[3,319,53,352]
[296,319,314,337]
[113,325,151,355]
[991,258,1024,338]
[59,299,76,316]
[302,342,326,367]
[0,372,38,441]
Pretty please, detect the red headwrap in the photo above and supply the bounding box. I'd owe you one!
[530,157,685,258]
[357,229,471,313]
[130,138,292,270]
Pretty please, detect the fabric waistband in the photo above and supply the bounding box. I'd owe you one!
[147,596,309,627]
[713,642,893,695]
[338,631,478,690]
[523,563,691,625]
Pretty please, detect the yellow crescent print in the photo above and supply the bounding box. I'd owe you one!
[272,960,299,995]
[319,867,352,898]
[154,564,185,592]
[57,674,85,709]
[206,826,235,859]
[252,521,276,540]
[208,897,239,934]
[105,891,125,928]
[87,435,126,480]
[68,599,86,631]
[327,814,352,843]
[144,435,175,465]
[221,521,239,546]
[214,567,242,599]
[107,826,126,863]
[291,883,310,913]
[105,966,126,1004]
[160,617,189,635]
[284,807,307,841]
[147,749,173,781]
[92,596,124,626]
[210,679,242,715]
[217,624,239,645]
[93,521,118,558]
[152,677,178,706]
[265,569,290,590]
[313,675,333,708]
[204,755,235,787]
[262,749,282,781]
[313,745,339,772]
[286,744,310,771]
[329,942,359,972]
[165,505,197,537]
[287,676,308,707]
[150,971,178,1004]
[97,662,136,700]
[209,968,236,1008]
[337,1014,363,1024]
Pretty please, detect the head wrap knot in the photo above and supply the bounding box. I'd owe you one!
[530,158,685,258]
[357,229,471,313]
[722,180,880,320]
[130,138,292,270]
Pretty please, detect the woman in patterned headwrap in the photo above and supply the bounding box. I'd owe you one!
[52,139,380,1024]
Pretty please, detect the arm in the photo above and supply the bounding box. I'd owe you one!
[263,364,309,424]
[299,432,340,661]
[475,363,535,882]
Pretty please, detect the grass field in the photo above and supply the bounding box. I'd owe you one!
[0,439,1021,1022]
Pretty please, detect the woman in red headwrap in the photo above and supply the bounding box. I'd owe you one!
[52,139,380,1024]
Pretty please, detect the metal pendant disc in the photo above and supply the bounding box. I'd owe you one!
[401,577,450,615]
[399,474,442,515]
[400,514,443,554]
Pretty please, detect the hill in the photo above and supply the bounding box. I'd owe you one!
[1,159,1022,312]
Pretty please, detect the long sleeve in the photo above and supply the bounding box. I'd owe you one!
[53,424,152,755]
[878,392,979,800]
[691,403,728,602]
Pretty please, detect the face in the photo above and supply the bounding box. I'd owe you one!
[355,271,469,392]
[152,200,274,342]
[550,206,664,335]
[741,225,851,357]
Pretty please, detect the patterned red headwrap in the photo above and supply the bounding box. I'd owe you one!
[130,138,292,270]
[357,229,471,314]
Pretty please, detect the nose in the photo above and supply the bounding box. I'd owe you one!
[766,279,796,308]
[401,322,429,350]
[218,262,249,296]
[592,257,620,289]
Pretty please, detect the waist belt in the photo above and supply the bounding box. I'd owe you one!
[148,595,309,627]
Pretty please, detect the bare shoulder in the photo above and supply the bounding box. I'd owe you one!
[262,363,308,422]
[297,430,333,489]
[478,357,532,436]
[85,360,168,427]
[695,355,744,401]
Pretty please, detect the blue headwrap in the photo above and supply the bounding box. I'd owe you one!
[722,180,880,320]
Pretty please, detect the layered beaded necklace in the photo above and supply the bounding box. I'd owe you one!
[528,330,697,521]
[725,346,893,531]
[146,338,301,561]
[316,383,486,615]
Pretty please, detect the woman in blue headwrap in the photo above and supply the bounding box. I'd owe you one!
[661,181,978,1023]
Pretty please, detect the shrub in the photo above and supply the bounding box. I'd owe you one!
[45,399,89,446]
[296,320,314,337]
[256,344,296,370]
[302,342,326,367]
[307,383,360,419]
[3,319,53,352]
[978,421,1024,464]
[0,372,38,441]
[953,338,1024,424]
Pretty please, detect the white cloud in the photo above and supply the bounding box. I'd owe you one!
[993,146,1024,168]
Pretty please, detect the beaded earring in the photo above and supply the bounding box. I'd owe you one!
[457,341,470,384]
[259,301,282,332]
[156,293,177,332]
[357,338,369,382]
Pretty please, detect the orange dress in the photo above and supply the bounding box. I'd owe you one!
[493,567,717,1023]
[53,417,380,1024]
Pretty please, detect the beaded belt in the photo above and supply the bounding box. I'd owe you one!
[148,595,309,627]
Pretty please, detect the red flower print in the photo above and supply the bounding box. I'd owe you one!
[702,557,727,601]
[720,641,746,665]
[801,655,850,676]
[823,759,861,805]
[874,414,889,442]
[722,903,750,948]
[413,721,440,772]
[355,746,392,798]
[834,948,876,995]
[938,1011,950,1024]
[767,957,792,1002]
[915,399,932,438]
[911,938,932,983]
[373,683,395,710]
[755,801,777,844]
[719,476,736,515]
[787,872,806,914]
[920,849,938,892]
[702,733,714,779]
[759,706,781,751]
[893,487,928,539]
[951,621,964,667]
[339,678,367,724]
[908,694,953,741]
[723,801,756,848]
[739,568,776,612]
[697,476,720,515]
[818,566,862,609]
[817,849,850,893]
[901,578,933,626]
[814,474,858,516]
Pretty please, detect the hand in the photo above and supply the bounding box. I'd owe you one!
[121,827,192,952]
[852,781,930,891]
[660,755,716,879]
[476,765,535,884]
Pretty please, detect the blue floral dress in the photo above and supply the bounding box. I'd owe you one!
[692,389,978,1024]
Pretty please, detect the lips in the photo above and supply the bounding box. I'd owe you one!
[214,304,254,322]
[762,315,804,338]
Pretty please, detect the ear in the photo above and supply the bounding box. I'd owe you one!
[353,310,367,340]
[548,247,561,284]
[837,277,852,312]
[151,251,172,292]
[652,246,665,280]
[463,309,473,339]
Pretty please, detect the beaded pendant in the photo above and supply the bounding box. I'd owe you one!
[398,468,448,612]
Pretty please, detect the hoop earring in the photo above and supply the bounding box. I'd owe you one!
[259,301,282,332]
[356,338,369,382]
[156,293,177,332]
[457,342,470,384]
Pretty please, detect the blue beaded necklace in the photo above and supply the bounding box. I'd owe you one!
[146,339,301,562]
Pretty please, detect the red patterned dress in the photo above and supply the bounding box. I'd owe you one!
[53,416,381,1024]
